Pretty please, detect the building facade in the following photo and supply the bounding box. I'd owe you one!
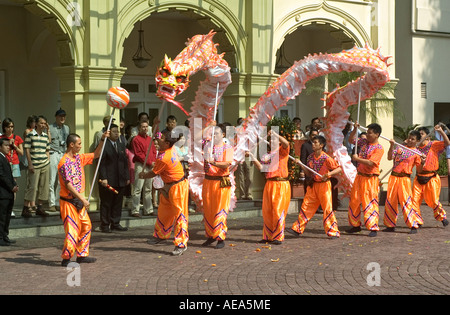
[1,0,425,207]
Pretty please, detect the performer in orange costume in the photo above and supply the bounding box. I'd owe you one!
[250,129,291,245]
[140,129,189,256]
[59,131,109,267]
[383,130,423,234]
[202,124,234,249]
[347,123,384,237]
[412,125,450,227]
[287,136,342,238]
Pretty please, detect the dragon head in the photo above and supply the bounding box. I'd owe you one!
[155,55,190,101]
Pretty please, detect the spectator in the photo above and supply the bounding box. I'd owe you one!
[162,115,177,133]
[1,118,24,181]
[0,137,19,246]
[131,120,156,217]
[23,115,50,217]
[292,117,306,140]
[92,115,115,150]
[48,109,70,212]
[175,133,190,178]
[128,112,152,145]
[98,124,130,232]
[300,128,319,191]
[1,118,23,217]
[235,117,253,200]
[23,115,37,140]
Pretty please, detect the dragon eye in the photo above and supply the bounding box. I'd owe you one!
[160,68,170,78]
[176,75,187,83]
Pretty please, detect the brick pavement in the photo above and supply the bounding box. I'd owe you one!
[1,204,450,296]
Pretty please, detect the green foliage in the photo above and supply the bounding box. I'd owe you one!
[267,116,300,182]
[438,153,449,176]
[393,124,420,142]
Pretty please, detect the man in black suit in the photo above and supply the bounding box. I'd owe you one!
[0,138,19,246]
[98,124,130,232]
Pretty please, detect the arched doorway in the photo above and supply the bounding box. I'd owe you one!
[119,8,238,130]
[274,21,360,129]
[0,0,69,208]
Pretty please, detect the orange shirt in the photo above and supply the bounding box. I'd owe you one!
[58,153,94,199]
[418,140,445,173]
[262,145,290,179]
[356,138,384,175]
[306,151,339,182]
[152,146,185,183]
[392,147,421,174]
[204,142,234,177]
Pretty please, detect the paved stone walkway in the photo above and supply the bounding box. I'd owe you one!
[1,205,450,297]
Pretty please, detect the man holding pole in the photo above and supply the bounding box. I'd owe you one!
[59,131,109,267]
[287,135,342,238]
[412,125,450,227]
[383,131,423,234]
[346,122,384,237]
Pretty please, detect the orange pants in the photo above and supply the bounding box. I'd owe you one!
[202,179,231,241]
[60,199,91,260]
[412,175,447,223]
[262,180,291,241]
[153,179,189,248]
[348,175,380,231]
[292,181,340,237]
[384,175,421,229]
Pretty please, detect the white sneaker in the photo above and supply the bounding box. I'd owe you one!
[171,246,187,256]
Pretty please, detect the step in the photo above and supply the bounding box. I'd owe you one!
[8,199,271,239]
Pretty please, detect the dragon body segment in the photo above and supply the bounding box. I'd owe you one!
[235,45,391,196]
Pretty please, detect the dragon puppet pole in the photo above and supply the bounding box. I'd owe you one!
[88,107,116,202]
[143,100,167,167]
[349,121,426,158]
[258,137,322,178]
[354,73,363,156]
[208,82,220,157]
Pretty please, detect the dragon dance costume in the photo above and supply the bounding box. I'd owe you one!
[412,140,447,223]
[261,144,291,242]
[383,147,422,229]
[348,138,384,232]
[58,153,94,260]
[202,141,234,242]
[291,151,340,237]
[152,146,189,248]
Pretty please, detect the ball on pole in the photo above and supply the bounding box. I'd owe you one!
[106,87,130,109]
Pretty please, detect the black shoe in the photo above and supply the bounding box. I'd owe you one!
[285,228,301,237]
[409,227,418,234]
[442,219,449,227]
[346,226,362,234]
[271,240,282,245]
[21,206,32,218]
[36,205,49,217]
[147,237,167,246]
[0,239,10,246]
[215,240,225,249]
[100,227,112,233]
[3,237,15,244]
[111,225,128,231]
[76,256,97,264]
[368,231,378,237]
[61,259,71,267]
[202,238,215,247]
[382,227,396,232]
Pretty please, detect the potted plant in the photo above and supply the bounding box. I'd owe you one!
[267,116,304,197]
[438,154,448,187]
